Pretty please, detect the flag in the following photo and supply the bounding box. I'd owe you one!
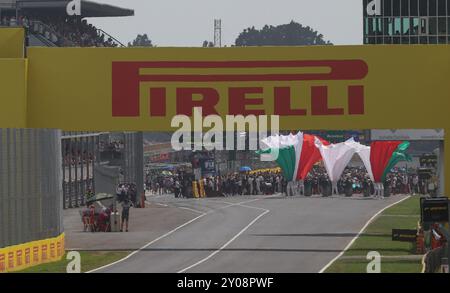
[370,141,403,183]
[314,138,358,183]
[258,132,329,181]
[381,141,412,182]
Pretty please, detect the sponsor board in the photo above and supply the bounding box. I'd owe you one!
[371,129,444,141]
[0,28,24,58]
[420,198,449,223]
[25,46,450,132]
[392,229,417,242]
[0,233,65,273]
[0,58,28,128]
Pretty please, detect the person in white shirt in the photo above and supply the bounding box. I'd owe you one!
[248,176,254,195]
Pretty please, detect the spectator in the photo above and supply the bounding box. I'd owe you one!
[120,197,132,232]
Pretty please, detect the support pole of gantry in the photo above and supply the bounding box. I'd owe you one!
[438,139,445,196]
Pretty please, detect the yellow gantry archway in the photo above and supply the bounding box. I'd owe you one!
[1,28,449,194]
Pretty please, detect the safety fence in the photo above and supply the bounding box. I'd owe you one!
[0,129,63,251]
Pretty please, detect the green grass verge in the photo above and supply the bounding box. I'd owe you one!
[326,259,423,273]
[17,251,129,273]
[326,196,423,273]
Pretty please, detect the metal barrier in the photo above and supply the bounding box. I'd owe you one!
[96,28,125,47]
[0,129,63,248]
[424,247,445,273]
[61,134,98,209]
[121,132,144,205]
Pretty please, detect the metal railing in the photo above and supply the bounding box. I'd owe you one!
[1,19,75,47]
[28,20,76,47]
[96,28,125,47]
[1,18,124,48]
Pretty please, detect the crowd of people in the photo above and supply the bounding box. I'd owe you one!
[147,165,434,198]
[116,183,138,206]
[146,172,195,198]
[1,15,120,47]
[99,140,124,152]
[305,166,428,197]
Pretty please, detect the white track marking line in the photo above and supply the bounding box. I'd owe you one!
[318,196,411,273]
[177,201,270,273]
[421,253,427,273]
[208,194,279,208]
[238,204,268,212]
[86,212,207,273]
[177,210,270,273]
[178,207,205,214]
[87,198,264,273]
[213,198,260,209]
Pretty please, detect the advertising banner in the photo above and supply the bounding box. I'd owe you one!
[200,158,216,177]
[0,59,28,128]
[371,129,445,141]
[0,233,65,273]
[0,28,24,58]
[26,45,450,132]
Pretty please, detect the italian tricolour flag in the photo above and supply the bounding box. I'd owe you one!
[258,132,411,184]
[257,132,329,182]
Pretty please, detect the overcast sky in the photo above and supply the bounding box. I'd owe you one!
[87,0,363,47]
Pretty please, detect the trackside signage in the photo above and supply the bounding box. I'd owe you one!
[111,60,367,118]
[25,45,449,133]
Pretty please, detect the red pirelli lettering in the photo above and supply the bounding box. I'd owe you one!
[112,60,368,117]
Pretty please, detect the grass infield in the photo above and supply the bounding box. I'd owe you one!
[326,196,423,273]
[17,251,129,273]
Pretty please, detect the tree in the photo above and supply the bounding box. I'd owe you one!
[202,40,214,47]
[235,21,333,46]
[128,34,153,47]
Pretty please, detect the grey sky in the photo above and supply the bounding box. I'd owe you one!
[88,0,363,47]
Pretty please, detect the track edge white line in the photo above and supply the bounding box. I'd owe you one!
[318,195,411,273]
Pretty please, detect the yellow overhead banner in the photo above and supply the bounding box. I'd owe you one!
[0,28,24,58]
[0,58,27,128]
[26,45,449,132]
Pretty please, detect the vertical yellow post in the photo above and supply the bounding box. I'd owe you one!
[199,180,206,198]
[192,181,199,198]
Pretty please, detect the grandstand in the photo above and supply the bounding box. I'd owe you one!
[0,0,133,47]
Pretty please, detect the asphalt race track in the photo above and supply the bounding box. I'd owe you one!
[92,194,408,273]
